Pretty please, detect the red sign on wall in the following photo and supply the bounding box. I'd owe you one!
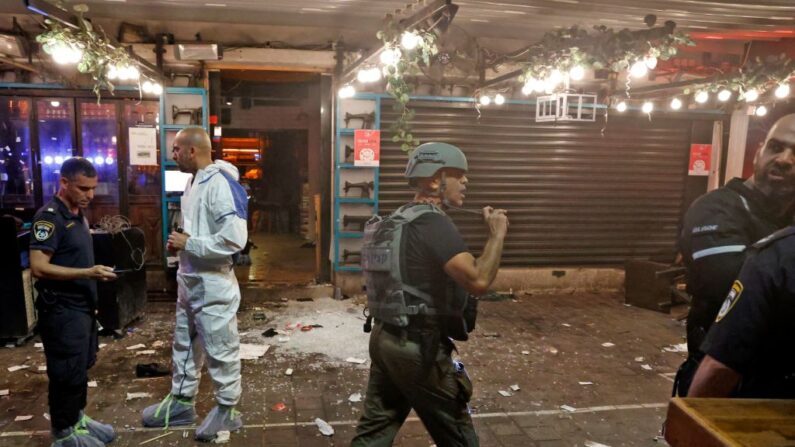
[354,129,380,167]
[688,144,712,176]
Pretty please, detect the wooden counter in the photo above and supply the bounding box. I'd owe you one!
[665,398,795,446]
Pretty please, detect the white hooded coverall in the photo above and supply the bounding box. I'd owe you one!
[171,160,248,406]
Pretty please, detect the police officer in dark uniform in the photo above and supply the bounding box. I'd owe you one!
[351,143,508,447]
[687,225,795,398]
[29,157,117,447]
[675,114,795,395]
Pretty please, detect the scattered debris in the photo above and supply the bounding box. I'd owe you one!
[239,344,270,360]
[348,393,362,403]
[214,430,230,443]
[262,328,278,337]
[300,326,314,332]
[136,363,170,378]
[641,364,653,371]
[135,350,156,356]
[635,357,644,362]
[482,332,501,338]
[663,343,688,353]
[579,381,594,386]
[498,390,513,397]
[561,323,571,327]
[126,392,152,400]
[126,344,147,351]
[7,365,29,372]
[14,415,33,421]
[277,336,290,343]
[99,343,107,349]
[183,431,189,439]
[296,297,314,302]
[43,413,50,421]
[315,418,335,436]
[38,365,47,372]
[585,441,612,447]
[271,402,287,412]
[34,342,43,349]
[285,368,294,376]
[510,384,520,392]
[88,381,97,388]
[139,431,173,445]
[521,350,530,355]
[546,347,559,355]
[0,389,8,396]
[560,405,577,412]
[4,343,14,348]
[601,342,615,348]
[152,341,166,348]
[345,357,367,364]
[252,312,268,321]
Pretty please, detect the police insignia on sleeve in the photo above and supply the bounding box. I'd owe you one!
[716,280,743,322]
[33,221,55,241]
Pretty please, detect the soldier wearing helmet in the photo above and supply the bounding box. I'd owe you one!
[351,142,508,446]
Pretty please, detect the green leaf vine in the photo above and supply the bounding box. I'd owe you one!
[376,17,438,153]
[682,55,795,97]
[35,5,139,101]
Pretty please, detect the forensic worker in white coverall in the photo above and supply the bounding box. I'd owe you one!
[141,127,248,442]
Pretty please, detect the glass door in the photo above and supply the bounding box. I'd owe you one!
[78,100,120,221]
[36,98,75,204]
[0,97,34,213]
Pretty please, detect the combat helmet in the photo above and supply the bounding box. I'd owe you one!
[405,142,468,186]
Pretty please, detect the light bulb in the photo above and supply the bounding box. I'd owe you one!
[775,83,790,99]
[755,105,768,117]
[479,95,491,106]
[94,156,105,165]
[521,81,533,96]
[670,97,682,110]
[616,101,628,112]
[105,156,114,165]
[152,83,163,96]
[107,65,118,80]
[532,78,546,93]
[127,65,140,80]
[630,60,648,78]
[50,100,60,107]
[54,156,64,164]
[117,66,130,81]
[744,89,759,102]
[494,94,505,105]
[569,65,585,81]
[44,156,53,165]
[357,68,369,83]
[642,101,654,114]
[644,56,658,70]
[368,67,382,82]
[380,48,401,66]
[695,91,709,104]
[338,85,356,98]
[142,80,154,93]
[718,89,732,102]
[548,69,563,86]
[401,31,420,50]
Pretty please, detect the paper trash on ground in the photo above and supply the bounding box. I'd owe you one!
[510,384,520,392]
[126,344,146,350]
[284,368,293,376]
[560,405,577,412]
[315,418,335,436]
[135,350,156,356]
[126,392,152,400]
[585,441,612,447]
[641,364,653,371]
[663,343,688,353]
[14,415,33,421]
[601,342,615,348]
[498,390,513,397]
[348,393,362,403]
[88,381,97,388]
[7,365,29,372]
[579,381,593,385]
[213,430,230,443]
[634,357,644,362]
[239,344,270,360]
[345,357,367,364]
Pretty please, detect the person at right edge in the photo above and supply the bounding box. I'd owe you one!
[675,114,795,396]
[351,142,508,446]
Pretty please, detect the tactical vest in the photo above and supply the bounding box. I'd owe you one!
[361,203,477,340]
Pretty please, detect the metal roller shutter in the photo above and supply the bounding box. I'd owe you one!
[378,99,694,267]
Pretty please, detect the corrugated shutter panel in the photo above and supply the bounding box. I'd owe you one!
[379,99,693,266]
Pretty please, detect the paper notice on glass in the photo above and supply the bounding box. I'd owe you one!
[129,127,158,166]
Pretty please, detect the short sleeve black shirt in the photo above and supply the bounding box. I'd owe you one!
[402,210,468,302]
[29,197,97,311]
[701,227,795,398]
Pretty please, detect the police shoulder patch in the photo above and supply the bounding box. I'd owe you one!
[715,280,743,322]
[33,220,55,242]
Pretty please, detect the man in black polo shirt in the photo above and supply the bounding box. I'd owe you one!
[30,157,117,447]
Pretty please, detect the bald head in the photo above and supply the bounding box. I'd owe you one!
[172,127,213,174]
[752,114,795,200]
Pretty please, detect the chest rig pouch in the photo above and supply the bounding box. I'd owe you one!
[362,203,477,340]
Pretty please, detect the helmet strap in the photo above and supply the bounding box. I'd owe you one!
[439,170,449,207]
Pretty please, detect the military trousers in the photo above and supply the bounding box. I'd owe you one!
[351,322,478,447]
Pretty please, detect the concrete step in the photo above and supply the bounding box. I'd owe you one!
[240,283,335,302]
